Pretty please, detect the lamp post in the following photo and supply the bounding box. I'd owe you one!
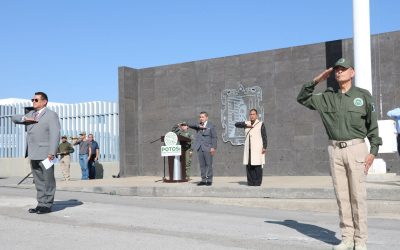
[353,0,373,94]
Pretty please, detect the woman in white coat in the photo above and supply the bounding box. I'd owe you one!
[235,109,268,186]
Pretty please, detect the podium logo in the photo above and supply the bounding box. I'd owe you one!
[164,132,178,146]
[161,145,181,156]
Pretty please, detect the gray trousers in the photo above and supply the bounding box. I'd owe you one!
[31,160,56,208]
[197,149,213,182]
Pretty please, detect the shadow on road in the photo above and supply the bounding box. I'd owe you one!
[229,181,248,186]
[52,199,84,212]
[265,219,340,245]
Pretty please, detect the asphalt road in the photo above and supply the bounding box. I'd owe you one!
[0,187,398,250]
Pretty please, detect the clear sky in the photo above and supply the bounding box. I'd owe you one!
[0,0,399,103]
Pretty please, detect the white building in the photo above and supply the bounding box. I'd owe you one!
[0,98,119,162]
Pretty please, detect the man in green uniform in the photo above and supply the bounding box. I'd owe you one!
[297,58,382,250]
[172,122,193,180]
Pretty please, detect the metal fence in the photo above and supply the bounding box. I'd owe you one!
[0,101,119,162]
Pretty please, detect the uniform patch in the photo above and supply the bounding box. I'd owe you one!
[371,102,376,112]
[353,98,364,107]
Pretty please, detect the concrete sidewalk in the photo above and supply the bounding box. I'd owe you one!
[2,174,400,216]
[53,175,399,199]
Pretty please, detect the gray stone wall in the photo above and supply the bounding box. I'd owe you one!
[119,31,400,176]
[371,31,400,173]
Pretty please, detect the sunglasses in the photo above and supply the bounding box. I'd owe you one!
[31,98,41,102]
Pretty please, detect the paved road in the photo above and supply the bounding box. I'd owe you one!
[0,187,398,250]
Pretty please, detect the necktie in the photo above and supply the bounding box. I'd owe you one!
[34,111,39,121]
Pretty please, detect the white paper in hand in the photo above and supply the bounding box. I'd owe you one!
[41,158,54,170]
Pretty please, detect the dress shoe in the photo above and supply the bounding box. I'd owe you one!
[28,207,40,213]
[197,181,206,186]
[36,207,51,214]
[332,240,354,250]
[355,243,367,250]
[206,182,212,186]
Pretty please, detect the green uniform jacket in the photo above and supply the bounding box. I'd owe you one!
[57,141,75,156]
[176,130,193,151]
[297,81,382,156]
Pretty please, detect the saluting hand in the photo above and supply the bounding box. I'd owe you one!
[364,154,375,175]
[261,148,266,154]
[313,67,333,83]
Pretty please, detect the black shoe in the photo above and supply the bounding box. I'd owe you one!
[28,207,39,213]
[197,181,206,186]
[36,207,51,214]
[206,182,212,186]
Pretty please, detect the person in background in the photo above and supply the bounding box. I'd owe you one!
[387,107,400,156]
[87,133,99,179]
[73,131,91,180]
[57,135,74,181]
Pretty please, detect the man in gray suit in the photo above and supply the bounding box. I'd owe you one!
[12,92,60,214]
[188,111,217,186]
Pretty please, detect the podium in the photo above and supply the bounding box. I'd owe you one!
[161,135,191,182]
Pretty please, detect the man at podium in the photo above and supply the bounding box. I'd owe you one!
[172,122,194,179]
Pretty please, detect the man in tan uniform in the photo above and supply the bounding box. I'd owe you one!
[297,58,382,250]
[57,136,74,181]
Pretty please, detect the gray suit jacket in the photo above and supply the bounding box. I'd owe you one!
[12,108,61,160]
[188,121,217,152]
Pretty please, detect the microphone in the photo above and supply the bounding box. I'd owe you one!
[199,122,207,130]
[171,123,180,133]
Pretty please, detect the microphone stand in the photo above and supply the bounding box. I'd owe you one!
[149,137,161,144]
[17,172,32,185]
[150,135,165,182]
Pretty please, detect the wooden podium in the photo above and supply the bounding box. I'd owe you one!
[161,135,191,182]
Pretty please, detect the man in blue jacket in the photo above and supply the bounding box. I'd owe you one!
[387,107,400,156]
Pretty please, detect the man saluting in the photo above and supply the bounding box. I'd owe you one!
[13,92,61,214]
[297,58,382,250]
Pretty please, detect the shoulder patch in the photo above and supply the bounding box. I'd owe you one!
[353,98,364,107]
